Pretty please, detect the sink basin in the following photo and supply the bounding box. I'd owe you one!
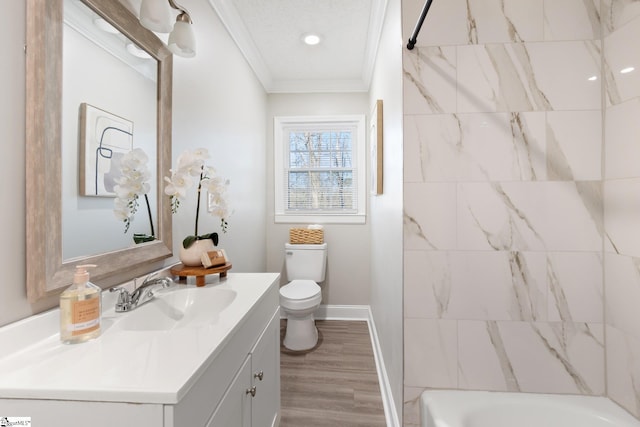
[114,286,237,331]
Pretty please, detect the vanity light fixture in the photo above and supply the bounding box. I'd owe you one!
[139,0,173,33]
[303,33,321,46]
[167,9,196,58]
[138,0,196,58]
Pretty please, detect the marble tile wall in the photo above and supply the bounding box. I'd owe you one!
[401,0,610,424]
[602,0,640,419]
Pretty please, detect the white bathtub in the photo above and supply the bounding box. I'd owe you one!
[421,390,640,427]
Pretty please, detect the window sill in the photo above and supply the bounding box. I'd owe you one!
[275,214,366,224]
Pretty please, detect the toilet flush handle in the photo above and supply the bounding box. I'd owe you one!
[286,251,293,256]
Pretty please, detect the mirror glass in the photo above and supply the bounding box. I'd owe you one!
[26,0,173,302]
[62,0,158,260]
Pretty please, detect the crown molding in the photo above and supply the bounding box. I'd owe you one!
[207,0,385,93]
[207,0,274,90]
[361,0,388,90]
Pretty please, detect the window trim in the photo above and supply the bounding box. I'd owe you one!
[274,115,366,224]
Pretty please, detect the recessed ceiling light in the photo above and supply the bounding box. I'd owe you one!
[93,17,120,34]
[303,34,321,46]
[620,66,635,74]
[587,75,598,81]
[126,43,152,59]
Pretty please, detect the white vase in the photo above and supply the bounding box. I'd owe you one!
[179,239,215,267]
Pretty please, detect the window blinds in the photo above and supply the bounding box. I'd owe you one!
[285,127,358,213]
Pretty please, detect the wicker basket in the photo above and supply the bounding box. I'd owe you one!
[289,228,324,244]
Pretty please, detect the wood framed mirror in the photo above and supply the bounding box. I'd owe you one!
[26,0,173,302]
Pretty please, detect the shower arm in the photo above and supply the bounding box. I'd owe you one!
[407,0,434,50]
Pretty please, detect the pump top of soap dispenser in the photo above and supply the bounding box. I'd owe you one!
[73,264,96,284]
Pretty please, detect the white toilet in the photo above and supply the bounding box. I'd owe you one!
[280,243,327,351]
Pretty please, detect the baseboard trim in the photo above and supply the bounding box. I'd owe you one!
[279,304,370,320]
[366,306,401,427]
[316,304,371,320]
[282,304,400,427]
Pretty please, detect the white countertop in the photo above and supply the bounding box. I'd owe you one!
[0,272,279,404]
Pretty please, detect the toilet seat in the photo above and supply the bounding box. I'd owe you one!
[280,280,321,310]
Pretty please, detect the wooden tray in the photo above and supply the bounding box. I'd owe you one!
[170,263,232,287]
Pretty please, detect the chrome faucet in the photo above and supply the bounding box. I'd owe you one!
[110,274,173,312]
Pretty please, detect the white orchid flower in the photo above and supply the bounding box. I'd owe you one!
[176,151,204,177]
[113,197,130,221]
[164,171,193,199]
[192,147,210,160]
[164,147,231,237]
[200,175,225,193]
[120,148,149,170]
[113,148,152,234]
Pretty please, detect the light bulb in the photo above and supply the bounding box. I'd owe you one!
[168,18,196,58]
[139,0,173,33]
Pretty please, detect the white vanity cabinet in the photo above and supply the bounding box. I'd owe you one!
[0,273,281,427]
[249,309,280,427]
[166,306,280,427]
[163,278,281,427]
[206,309,280,427]
[207,356,252,427]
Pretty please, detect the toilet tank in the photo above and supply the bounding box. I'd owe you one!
[285,243,328,282]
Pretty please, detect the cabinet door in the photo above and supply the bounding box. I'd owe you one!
[250,310,280,427]
[206,356,252,427]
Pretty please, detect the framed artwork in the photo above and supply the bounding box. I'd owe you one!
[370,99,383,195]
[79,103,133,197]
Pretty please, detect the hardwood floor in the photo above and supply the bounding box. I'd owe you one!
[279,320,387,427]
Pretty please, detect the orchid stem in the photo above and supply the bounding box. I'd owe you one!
[195,170,203,238]
[144,193,155,237]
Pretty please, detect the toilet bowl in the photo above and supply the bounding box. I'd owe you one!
[280,279,322,350]
[280,242,327,351]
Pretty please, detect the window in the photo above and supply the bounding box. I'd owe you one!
[274,115,366,223]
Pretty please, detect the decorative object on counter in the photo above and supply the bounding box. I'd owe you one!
[112,148,155,242]
[60,264,101,344]
[170,262,232,287]
[179,238,215,266]
[289,224,324,244]
[164,147,230,266]
[202,249,227,268]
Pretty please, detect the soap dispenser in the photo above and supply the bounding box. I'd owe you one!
[60,264,101,344]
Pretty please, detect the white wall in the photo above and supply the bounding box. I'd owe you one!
[368,0,404,422]
[169,0,268,273]
[266,93,372,305]
[0,0,267,327]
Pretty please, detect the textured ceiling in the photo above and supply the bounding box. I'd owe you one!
[209,0,387,93]
[120,0,387,93]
